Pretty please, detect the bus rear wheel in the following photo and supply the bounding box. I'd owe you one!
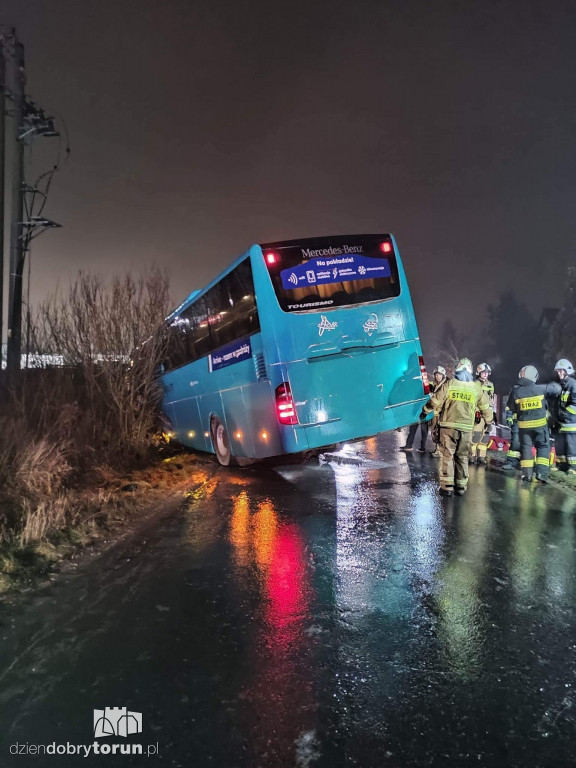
[211,417,232,466]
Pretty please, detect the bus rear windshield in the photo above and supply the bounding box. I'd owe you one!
[262,236,401,312]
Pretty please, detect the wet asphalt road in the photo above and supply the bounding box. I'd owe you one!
[1,431,576,768]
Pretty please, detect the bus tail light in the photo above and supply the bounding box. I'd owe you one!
[265,251,278,265]
[419,355,430,395]
[380,241,392,253]
[275,382,298,425]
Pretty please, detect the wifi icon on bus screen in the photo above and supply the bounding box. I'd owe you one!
[288,273,298,286]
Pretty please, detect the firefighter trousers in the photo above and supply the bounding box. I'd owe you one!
[470,418,491,460]
[553,430,576,472]
[519,426,549,479]
[439,428,473,492]
[506,421,520,468]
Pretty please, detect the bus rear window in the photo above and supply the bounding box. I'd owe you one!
[262,237,401,312]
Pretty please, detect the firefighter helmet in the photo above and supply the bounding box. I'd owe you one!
[455,358,473,374]
[519,365,539,382]
[434,365,447,376]
[554,359,575,375]
[476,362,491,376]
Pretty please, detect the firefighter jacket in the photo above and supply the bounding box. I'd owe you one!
[422,377,493,432]
[507,377,548,429]
[429,376,446,396]
[557,376,576,432]
[476,378,496,410]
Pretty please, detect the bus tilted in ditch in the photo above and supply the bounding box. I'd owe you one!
[159,234,430,465]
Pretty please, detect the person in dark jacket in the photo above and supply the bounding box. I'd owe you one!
[506,365,560,483]
[552,359,576,473]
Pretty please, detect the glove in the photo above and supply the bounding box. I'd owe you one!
[506,416,514,428]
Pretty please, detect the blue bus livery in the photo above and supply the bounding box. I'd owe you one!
[160,234,430,465]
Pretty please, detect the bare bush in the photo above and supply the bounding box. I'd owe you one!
[29,268,171,462]
[0,268,171,547]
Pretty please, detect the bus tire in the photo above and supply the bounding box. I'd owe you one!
[210,417,232,466]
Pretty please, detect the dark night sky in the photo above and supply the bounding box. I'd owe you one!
[2,0,576,354]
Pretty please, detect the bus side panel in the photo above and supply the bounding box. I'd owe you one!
[222,382,283,459]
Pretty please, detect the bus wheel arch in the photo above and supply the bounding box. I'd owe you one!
[210,415,233,466]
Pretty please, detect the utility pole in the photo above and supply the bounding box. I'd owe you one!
[4,29,25,380]
[0,36,5,378]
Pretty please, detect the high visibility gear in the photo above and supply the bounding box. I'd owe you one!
[438,428,473,493]
[470,419,492,461]
[551,373,576,471]
[519,365,539,382]
[519,427,550,481]
[554,432,576,472]
[476,362,491,375]
[555,359,575,376]
[475,376,495,410]
[508,377,548,430]
[507,375,554,476]
[557,375,576,431]
[433,365,447,377]
[423,377,493,432]
[455,358,473,374]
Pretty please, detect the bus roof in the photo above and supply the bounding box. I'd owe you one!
[166,234,395,320]
[260,233,392,249]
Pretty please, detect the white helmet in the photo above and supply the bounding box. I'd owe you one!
[455,357,473,374]
[554,359,574,376]
[476,362,491,376]
[434,365,447,376]
[519,365,539,382]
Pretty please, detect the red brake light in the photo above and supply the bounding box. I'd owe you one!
[266,252,278,265]
[275,382,298,425]
[419,355,430,395]
[380,242,392,253]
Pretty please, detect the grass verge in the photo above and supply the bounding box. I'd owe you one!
[0,449,207,599]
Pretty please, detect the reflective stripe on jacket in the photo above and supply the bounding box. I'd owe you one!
[423,378,493,432]
[477,378,496,410]
[559,376,576,432]
[508,377,548,429]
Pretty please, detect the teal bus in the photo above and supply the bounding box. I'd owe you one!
[160,234,430,465]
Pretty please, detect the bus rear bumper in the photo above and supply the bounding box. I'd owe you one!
[284,397,431,454]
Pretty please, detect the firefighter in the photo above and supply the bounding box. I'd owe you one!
[421,358,493,496]
[430,365,447,457]
[502,400,521,470]
[469,363,495,465]
[507,365,551,483]
[552,359,576,473]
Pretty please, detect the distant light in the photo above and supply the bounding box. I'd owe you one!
[187,431,195,438]
[235,431,243,440]
[204,431,210,438]
[266,252,278,265]
[380,242,392,253]
[260,431,269,440]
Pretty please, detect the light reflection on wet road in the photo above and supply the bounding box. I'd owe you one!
[1,432,576,767]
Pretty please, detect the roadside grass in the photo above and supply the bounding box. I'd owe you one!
[548,469,576,491]
[0,269,178,598]
[0,449,203,598]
